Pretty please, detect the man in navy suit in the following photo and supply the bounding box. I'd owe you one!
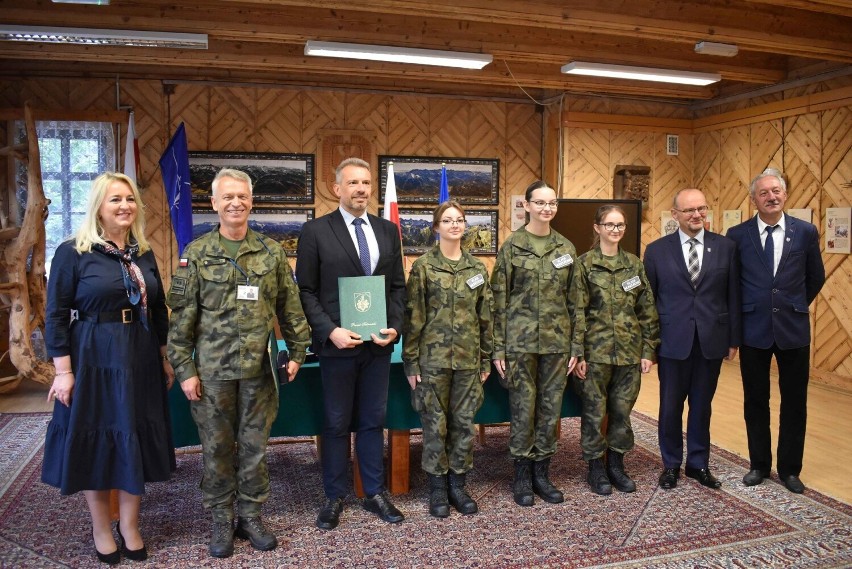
[726,168,825,494]
[296,157,407,528]
[644,188,741,490]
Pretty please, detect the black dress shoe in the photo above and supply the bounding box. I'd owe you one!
[743,469,769,486]
[116,522,148,562]
[95,548,120,565]
[316,497,344,530]
[658,468,680,489]
[685,467,722,489]
[781,474,806,494]
[363,491,404,523]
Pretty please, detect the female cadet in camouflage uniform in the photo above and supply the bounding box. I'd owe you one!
[404,201,493,518]
[491,181,581,507]
[573,205,660,495]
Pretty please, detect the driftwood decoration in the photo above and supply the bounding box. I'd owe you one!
[0,102,52,393]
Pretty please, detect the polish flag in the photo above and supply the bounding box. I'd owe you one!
[123,111,140,185]
[383,162,402,240]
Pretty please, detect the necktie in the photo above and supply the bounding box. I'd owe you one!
[353,218,372,275]
[764,225,777,275]
[687,238,700,286]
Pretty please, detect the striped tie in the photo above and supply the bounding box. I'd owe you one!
[687,238,700,286]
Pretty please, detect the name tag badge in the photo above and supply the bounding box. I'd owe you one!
[622,276,641,292]
[467,273,485,289]
[237,285,259,301]
[552,253,573,269]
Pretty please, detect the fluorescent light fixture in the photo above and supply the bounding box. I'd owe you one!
[51,0,109,4]
[0,25,208,49]
[305,40,492,70]
[561,62,721,86]
[695,41,739,57]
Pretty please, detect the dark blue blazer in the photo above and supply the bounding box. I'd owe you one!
[296,209,406,357]
[726,214,824,350]
[644,230,741,360]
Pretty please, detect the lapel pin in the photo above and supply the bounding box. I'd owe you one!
[786,237,791,242]
[706,248,711,253]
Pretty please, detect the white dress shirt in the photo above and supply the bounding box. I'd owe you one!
[756,213,785,276]
[339,207,379,274]
[678,228,706,273]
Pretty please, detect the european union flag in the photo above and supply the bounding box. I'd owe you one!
[159,123,193,255]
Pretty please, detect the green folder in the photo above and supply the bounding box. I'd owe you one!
[338,275,387,342]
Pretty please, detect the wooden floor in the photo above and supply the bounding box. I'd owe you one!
[3,364,850,503]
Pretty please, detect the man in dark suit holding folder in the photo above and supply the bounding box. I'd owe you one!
[296,157,407,529]
[726,168,825,494]
[644,188,741,491]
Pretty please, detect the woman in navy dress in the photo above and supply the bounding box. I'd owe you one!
[42,172,175,564]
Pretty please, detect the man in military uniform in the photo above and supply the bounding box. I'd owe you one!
[491,181,581,507]
[167,168,310,558]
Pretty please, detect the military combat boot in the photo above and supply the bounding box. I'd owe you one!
[235,516,278,551]
[209,510,235,558]
[587,458,613,495]
[606,449,636,493]
[532,458,564,503]
[512,458,534,507]
[427,473,450,518]
[448,472,478,515]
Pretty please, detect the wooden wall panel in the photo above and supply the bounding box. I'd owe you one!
[387,97,430,155]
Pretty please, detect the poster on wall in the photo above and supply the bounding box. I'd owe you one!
[722,210,742,234]
[826,207,851,254]
[511,194,526,231]
[661,210,678,235]
[788,208,813,224]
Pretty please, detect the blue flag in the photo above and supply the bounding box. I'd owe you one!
[159,123,193,255]
[439,164,450,204]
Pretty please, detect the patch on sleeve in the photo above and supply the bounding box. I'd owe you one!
[179,258,189,268]
[170,276,188,296]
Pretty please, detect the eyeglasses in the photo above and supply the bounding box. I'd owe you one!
[529,200,559,209]
[597,223,626,232]
[440,218,466,225]
[673,205,709,216]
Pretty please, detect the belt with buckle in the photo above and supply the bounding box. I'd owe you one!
[77,309,137,324]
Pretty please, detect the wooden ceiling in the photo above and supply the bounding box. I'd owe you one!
[1,0,851,104]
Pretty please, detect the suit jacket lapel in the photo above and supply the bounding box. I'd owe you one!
[694,232,717,288]
[776,213,795,279]
[746,217,772,275]
[329,210,363,273]
[666,233,692,285]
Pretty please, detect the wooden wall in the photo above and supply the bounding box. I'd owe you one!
[1,78,542,277]
[544,80,852,387]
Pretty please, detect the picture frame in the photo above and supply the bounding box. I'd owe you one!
[191,207,314,256]
[378,155,499,205]
[380,208,498,255]
[188,151,314,203]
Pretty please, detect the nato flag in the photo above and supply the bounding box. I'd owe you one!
[159,123,193,255]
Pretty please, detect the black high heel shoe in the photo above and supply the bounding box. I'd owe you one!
[117,522,148,562]
[95,547,120,565]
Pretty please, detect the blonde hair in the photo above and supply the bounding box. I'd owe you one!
[74,172,150,254]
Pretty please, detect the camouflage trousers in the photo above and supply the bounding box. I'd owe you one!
[411,367,484,475]
[574,362,641,460]
[505,352,570,460]
[190,375,278,519]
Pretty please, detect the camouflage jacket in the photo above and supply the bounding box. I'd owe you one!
[573,248,660,364]
[491,227,580,358]
[167,227,310,383]
[403,247,493,376]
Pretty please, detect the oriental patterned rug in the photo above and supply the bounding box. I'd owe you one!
[0,412,849,568]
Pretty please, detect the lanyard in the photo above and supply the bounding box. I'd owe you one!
[223,234,276,286]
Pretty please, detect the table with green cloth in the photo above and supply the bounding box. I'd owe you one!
[168,342,582,494]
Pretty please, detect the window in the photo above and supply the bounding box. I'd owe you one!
[15,121,116,272]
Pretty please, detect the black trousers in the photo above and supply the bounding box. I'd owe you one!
[318,349,391,500]
[740,343,810,477]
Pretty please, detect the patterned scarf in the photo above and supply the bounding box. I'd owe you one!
[94,240,148,330]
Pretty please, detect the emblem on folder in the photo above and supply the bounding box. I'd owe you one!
[354,292,372,312]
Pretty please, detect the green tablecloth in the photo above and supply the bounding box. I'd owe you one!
[169,342,582,448]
